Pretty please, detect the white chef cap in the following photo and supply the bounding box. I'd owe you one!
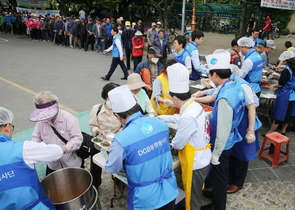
[108,85,136,113]
[167,63,190,93]
[0,107,14,125]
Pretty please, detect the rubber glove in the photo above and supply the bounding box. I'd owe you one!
[211,154,220,165]
[164,99,174,106]
[192,91,205,98]
[245,131,256,144]
[157,115,165,121]
[270,85,278,92]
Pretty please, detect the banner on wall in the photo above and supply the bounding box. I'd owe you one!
[16,7,60,16]
[261,0,295,10]
[16,0,49,8]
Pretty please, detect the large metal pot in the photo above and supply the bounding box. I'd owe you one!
[41,167,98,210]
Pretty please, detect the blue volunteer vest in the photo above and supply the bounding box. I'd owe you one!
[273,66,295,121]
[185,42,201,80]
[210,76,246,150]
[173,49,190,66]
[112,34,121,57]
[115,112,178,210]
[0,134,55,210]
[229,75,262,161]
[244,49,263,93]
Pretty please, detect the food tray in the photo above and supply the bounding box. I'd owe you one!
[200,103,213,112]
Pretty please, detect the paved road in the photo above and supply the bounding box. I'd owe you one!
[1,32,295,209]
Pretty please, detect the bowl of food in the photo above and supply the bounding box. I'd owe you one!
[99,140,112,151]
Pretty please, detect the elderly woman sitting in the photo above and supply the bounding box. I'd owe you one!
[127,73,156,116]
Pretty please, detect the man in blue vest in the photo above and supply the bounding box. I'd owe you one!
[239,37,263,98]
[105,85,178,210]
[101,27,129,81]
[173,35,192,74]
[185,29,208,80]
[201,53,246,210]
[0,107,64,209]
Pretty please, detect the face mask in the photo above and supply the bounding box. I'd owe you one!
[126,26,130,30]
[106,101,112,109]
[151,58,159,64]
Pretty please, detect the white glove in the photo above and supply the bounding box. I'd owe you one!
[211,154,220,165]
[164,99,174,106]
[192,91,205,98]
[157,115,165,121]
[201,78,210,86]
[245,131,256,144]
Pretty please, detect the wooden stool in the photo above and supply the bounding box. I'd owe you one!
[258,132,290,168]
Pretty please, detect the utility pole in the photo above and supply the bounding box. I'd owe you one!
[191,0,196,31]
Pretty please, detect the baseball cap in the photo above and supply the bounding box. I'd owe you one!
[148,46,162,57]
[266,40,276,49]
[151,22,156,26]
[125,21,131,26]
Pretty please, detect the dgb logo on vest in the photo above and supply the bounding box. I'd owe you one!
[141,123,153,134]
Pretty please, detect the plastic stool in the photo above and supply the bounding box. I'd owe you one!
[258,132,290,168]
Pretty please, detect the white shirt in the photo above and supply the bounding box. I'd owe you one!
[79,10,85,18]
[23,141,63,168]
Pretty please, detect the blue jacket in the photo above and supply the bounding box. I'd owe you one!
[210,76,246,150]
[0,134,55,210]
[122,29,135,49]
[54,20,63,31]
[244,49,263,93]
[106,23,112,38]
[115,113,178,210]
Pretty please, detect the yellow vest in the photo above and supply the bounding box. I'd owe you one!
[150,74,177,115]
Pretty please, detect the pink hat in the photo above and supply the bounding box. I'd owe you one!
[29,101,59,122]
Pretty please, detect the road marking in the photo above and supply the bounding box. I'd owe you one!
[0,76,79,114]
[0,38,9,42]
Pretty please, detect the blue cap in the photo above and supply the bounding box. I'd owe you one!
[80,16,85,20]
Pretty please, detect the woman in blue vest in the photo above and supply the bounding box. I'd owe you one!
[265,50,295,135]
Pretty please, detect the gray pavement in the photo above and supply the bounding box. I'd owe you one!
[1,32,295,209]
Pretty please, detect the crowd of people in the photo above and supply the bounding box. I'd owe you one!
[2,9,295,210]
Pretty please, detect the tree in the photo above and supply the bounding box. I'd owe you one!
[147,0,176,31]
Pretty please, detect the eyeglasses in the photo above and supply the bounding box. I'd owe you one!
[9,123,14,131]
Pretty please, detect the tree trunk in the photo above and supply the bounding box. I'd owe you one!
[7,0,17,11]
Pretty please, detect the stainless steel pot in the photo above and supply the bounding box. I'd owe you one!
[41,167,98,210]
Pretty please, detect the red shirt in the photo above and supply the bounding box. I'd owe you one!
[132,36,145,57]
[264,19,272,31]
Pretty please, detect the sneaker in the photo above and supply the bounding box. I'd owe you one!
[71,46,74,49]
[43,40,46,42]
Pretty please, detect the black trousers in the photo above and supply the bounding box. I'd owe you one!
[85,34,94,51]
[156,199,175,210]
[133,56,142,72]
[210,147,233,210]
[125,48,132,69]
[105,57,129,79]
[90,153,102,188]
[79,33,87,49]
[228,155,248,187]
